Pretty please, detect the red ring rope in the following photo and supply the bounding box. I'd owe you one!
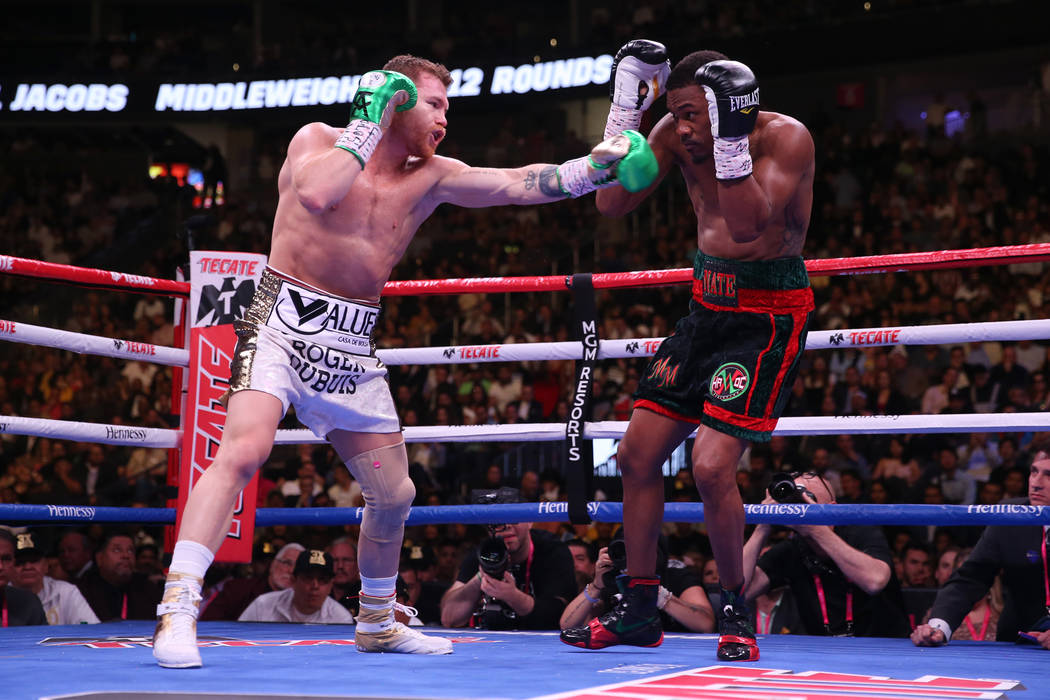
[4,242,1050,298]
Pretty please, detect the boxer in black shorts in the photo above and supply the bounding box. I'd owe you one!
[635,253,813,441]
[561,43,815,663]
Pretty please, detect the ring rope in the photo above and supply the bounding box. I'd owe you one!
[0,318,191,366]
[4,412,1049,449]
[1,502,1047,527]
[4,317,1049,369]
[0,255,190,297]
[5,243,1050,297]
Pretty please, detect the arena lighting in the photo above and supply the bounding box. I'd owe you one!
[150,54,613,112]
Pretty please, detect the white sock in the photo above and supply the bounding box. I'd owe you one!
[360,574,397,599]
[168,540,213,585]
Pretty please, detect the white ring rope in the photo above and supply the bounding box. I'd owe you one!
[4,317,1050,368]
[3,412,1049,449]
[0,319,190,367]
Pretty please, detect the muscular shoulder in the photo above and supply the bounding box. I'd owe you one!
[424,153,471,178]
[289,121,341,150]
[754,112,814,168]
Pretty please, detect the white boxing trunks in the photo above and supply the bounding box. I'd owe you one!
[228,266,401,437]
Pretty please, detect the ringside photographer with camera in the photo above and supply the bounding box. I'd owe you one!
[439,488,576,630]
[742,471,910,637]
[560,535,715,635]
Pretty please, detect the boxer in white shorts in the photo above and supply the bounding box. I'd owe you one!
[153,53,658,668]
[229,266,400,437]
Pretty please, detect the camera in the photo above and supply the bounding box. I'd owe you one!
[477,536,509,580]
[768,472,812,504]
[473,537,517,630]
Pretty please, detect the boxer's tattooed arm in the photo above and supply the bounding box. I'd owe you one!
[538,166,566,198]
[523,169,537,190]
[779,208,807,256]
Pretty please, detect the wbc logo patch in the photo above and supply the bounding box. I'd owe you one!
[710,362,750,401]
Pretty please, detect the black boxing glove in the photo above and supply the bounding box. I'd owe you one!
[605,39,671,139]
[695,60,760,180]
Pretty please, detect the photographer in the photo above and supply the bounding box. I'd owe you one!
[742,471,910,637]
[439,490,575,629]
[560,536,714,636]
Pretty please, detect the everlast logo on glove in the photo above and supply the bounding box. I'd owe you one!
[729,89,760,114]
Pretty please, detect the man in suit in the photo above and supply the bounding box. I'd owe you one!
[912,444,1050,648]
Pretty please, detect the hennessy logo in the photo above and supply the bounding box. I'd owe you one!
[287,290,329,324]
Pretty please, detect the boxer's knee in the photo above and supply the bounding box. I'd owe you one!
[347,441,415,544]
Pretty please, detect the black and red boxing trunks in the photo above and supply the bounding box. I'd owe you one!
[634,252,814,442]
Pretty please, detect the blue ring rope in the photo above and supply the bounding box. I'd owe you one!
[1,502,1048,526]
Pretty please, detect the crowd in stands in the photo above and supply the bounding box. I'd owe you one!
[2,1,1050,638]
[6,0,1032,80]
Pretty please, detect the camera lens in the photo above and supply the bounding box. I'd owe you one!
[478,537,509,579]
[768,474,802,503]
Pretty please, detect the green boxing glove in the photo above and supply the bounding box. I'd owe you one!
[556,130,658,197]
[335,70,418,168]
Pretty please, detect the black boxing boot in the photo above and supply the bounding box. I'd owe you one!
[560,575,663,649]
[717,586,759,661]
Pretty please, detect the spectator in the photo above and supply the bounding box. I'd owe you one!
[326,537,361,616]
[912,444,1050,648]
[926,448,977,505]
[281,462,323,505]
[77,530,162,620]
[57,530,96,581]
[518,469,540,502]
[872,437,921,497]
[990,345,1030,405]
[751,544,803,635]
[12,532,99,624]
[566,538,597,593]
[926,547,1003,641]
[807,446,842,499]
[829,435,869,481]
[80,445,118,505]
[441,490,575,630]
[832,366,867,415]
[239,549,354,624]
[900,541,934,588]
[837,468,865,504]
[200,543,304,621]
[921,367,958,415]
[327,464,362,508]
[0,529,47,626]
[742,472,911,637]
[560,536,714,635]
[136,543,165,583]
[513,384,544,422]
[486,366,522,414]
[400,544,448,625]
